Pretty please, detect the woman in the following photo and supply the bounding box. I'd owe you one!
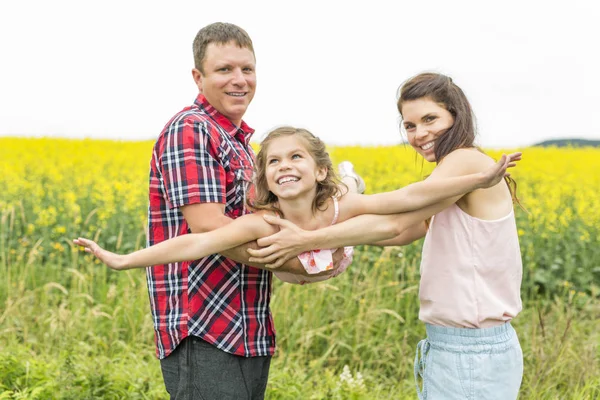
[247,73,524,399]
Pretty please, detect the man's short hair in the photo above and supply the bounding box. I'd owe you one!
[193,22,255,73]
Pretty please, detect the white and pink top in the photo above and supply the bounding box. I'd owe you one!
[419,203,523,328]
[274,197,353,285]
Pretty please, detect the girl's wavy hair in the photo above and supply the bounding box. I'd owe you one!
[249,126,344,216]
[397,72,524,210]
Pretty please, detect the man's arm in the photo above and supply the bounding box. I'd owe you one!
[181,203,233,232]
[180,202,326,276]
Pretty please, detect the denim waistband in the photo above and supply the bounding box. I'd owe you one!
[425,322,515,347]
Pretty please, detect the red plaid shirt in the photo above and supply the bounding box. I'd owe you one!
[147,94,275,359]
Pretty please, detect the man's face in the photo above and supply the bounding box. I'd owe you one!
[192,41,256,126]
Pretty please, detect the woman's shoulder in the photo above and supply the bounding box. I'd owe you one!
[444,147,493,162]
[438,147,495,174]
[442,149,514,217]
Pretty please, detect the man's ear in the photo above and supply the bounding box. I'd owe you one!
[192,68,203,93]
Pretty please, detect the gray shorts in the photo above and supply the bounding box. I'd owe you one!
[160,336,271,400]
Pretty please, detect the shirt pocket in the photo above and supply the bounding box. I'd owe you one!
[228,157,254,217]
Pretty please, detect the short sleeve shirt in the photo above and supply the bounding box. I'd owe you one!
[147,94,275,359]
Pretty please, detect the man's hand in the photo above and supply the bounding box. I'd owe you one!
[478,152,522,189]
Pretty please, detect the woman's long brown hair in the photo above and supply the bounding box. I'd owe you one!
[397,72,524,209]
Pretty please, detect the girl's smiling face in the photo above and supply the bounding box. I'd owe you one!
[264,135,327,200]
[401,97,455,162]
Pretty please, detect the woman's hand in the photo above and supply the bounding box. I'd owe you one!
[73,238,129,270]
[479,152,522,189]
[247,215,312,268]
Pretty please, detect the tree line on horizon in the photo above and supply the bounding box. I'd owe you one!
[533,138,600,147]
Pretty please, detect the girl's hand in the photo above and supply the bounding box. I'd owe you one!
[247,215,311,269]
[73,238,129,270]
[479,152,522,188]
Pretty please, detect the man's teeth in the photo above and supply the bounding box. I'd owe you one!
[228,92,245,97]
[278,177,299,185]
[421,142,434,150]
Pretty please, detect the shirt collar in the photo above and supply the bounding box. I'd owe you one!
[194,94,255,145]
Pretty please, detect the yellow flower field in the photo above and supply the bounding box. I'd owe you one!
[1,138,598,294]
[0,137,599,399]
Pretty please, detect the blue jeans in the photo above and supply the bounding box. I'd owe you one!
[414,322,523,400]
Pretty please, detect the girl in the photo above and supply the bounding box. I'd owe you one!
[246,74,524,399]
[74,125,519,288]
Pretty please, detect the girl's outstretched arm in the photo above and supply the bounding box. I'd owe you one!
[74,213,273,270]
[343,152,521,216]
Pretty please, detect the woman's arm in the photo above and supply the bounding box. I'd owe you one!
[371,222,428,246]
[74,213,272,270]
[248,149,514,267]
[248,210,438,267]
[344,152,521,216]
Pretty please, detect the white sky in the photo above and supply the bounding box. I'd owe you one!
[1,0,598,148]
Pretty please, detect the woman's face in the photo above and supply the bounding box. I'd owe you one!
[401,97,455,162]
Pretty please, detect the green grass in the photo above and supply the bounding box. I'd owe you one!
[1,246,598,399]
[1,140,599,398]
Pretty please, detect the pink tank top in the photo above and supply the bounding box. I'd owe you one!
[419,203,523,328]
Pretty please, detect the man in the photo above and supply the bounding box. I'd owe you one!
[147,22,340,399]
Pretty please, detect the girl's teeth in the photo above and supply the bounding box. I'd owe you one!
[421,142,434,150]
[278,177,299,184]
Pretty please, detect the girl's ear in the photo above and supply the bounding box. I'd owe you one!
[316,166,328,182]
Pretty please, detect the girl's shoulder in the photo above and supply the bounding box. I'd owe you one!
[333,191,363,223]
